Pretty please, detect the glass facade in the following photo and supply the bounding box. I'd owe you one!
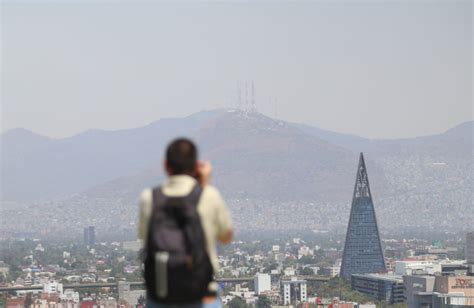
[340,153,386,279]
[351,274,405,304]
[83,226,95,246]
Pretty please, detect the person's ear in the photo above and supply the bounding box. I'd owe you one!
[164,161,172,176]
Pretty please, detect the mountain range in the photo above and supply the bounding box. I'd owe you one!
[1,109,472,237]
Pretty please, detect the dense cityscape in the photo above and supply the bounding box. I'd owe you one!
[1,153,473,308]
[1,230,473,307]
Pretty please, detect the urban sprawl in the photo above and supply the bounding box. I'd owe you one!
[1,155,473,308]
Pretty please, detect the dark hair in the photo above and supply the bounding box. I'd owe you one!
[165,138,198,175]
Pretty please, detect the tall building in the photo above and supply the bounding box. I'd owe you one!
[118,281,146,306]
[83,226,96,246]
[281,277,307,305]
[404,275,474,308]
[340,153,386,279]
[254,273,271,294]
[467,232,474,265]
[403,275,436,308]
[467,232,474,275]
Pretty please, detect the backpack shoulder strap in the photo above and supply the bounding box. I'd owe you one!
[185,184,203,207]
[151,186,167,210]
[143,186,166,257]
[146,186,166,244]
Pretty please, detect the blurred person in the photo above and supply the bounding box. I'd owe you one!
[138,138,233,308]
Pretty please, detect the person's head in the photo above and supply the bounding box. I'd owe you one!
[164,138,198,176]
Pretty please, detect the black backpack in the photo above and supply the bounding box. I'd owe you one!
[144,184,214,303]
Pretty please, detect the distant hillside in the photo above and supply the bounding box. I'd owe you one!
[292,120,474,159]
[84,111,360,203]
[290,122,376,152]
[1,110,472,236]
[0,109,226,201]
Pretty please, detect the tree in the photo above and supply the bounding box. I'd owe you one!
[228,296,247,308]
[263,262,278,273]
[315,278,374,304]
[299,267,315,275]
[256,295,272,308]
[0,293,6,308]
[137,294,146,306]
[297,255,315,265]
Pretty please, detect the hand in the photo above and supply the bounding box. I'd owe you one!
[197,160,212,186]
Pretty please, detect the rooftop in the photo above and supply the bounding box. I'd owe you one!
[352,273,404,283]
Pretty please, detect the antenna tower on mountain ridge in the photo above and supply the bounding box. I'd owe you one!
[236,81,257,113]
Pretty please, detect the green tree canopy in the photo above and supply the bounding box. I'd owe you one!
[228,296,247,308]
[299,267,315,275]
[256,295,272,308]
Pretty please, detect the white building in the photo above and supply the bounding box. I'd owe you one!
[274,253,284,262]
[229,285,256,304]
[395,260,442,276]
[254,273,271,294]
[43,281,63,294]
[293,238,301,244]
[323,266,340,277]
[271,269,280,275]
[0,261,9,278]
[395,259,467,276]
[122,240,143,252]
[298,246,313,259]
[60,289,80,304]
[284,267,296,276]
[282,277,307,305]
[118,281,146,306]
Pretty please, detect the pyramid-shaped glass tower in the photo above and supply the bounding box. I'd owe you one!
[340,153,386,279]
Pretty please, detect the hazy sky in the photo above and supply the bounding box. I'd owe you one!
[1,0,472,139]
